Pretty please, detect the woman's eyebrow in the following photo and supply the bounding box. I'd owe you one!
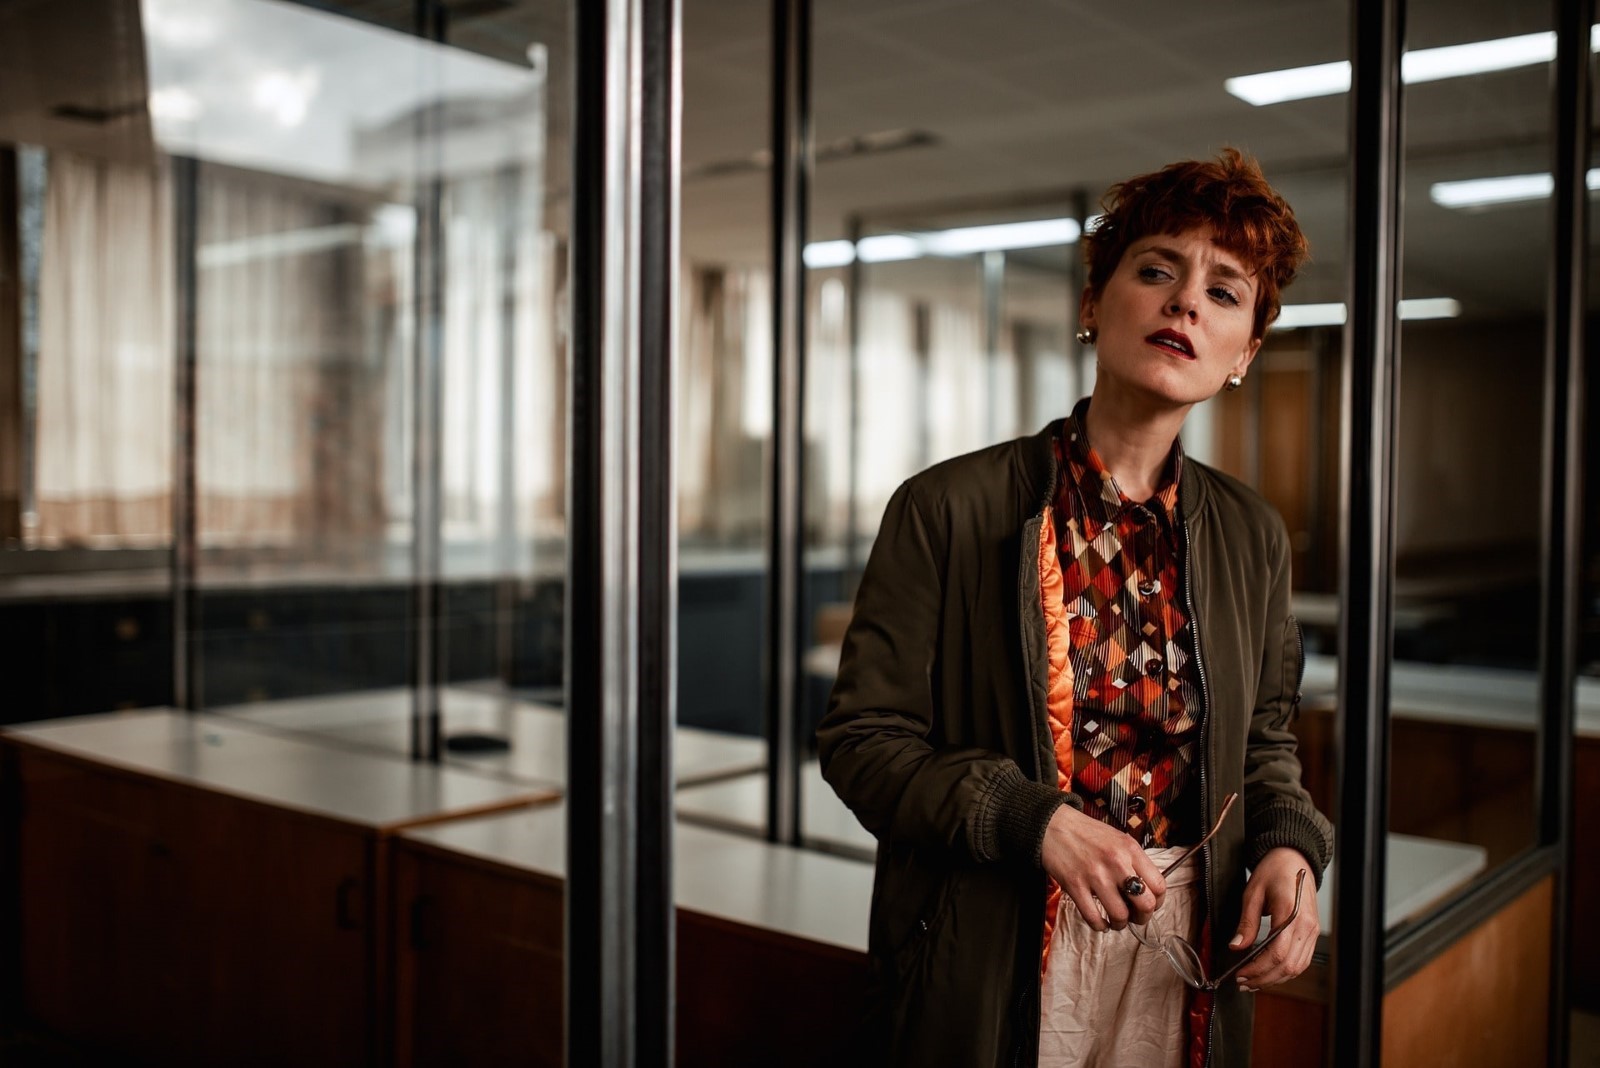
[1212,262,1256,292]
[1135,243,1257,292]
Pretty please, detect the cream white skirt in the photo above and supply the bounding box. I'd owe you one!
[1037,845,1200,1068]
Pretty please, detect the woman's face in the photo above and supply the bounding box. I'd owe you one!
[1080,226,1263,410]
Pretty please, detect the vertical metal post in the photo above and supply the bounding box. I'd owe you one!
[844,213,862,581]
[567,0,679,1061]
[410,1,446,764]
[1069,189,1090,403]
[496,164,521,687]
[1542,0,1588,1062]
[981,249,1003,443]
[0,148,20,544]
[172,155,199,711]
[1333,0,1404,1063]
[766,0,810,846]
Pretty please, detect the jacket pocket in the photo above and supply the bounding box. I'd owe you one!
[874,851,958,971]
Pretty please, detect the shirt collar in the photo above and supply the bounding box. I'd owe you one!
[1059,397,1184,536]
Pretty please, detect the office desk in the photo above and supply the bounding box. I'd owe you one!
[1,709,557,1067]
[392,805,872,1067]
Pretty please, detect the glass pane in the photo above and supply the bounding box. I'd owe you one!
[669,0,773,842]
[0,1,573,1064]
[114,0,572,789]
[1387,0,1551,922]
[806,1,1353,921]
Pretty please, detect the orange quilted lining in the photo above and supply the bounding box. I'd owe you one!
[1037,506,1075,975]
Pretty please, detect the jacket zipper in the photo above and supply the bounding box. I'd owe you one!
[1181,514,1216,1068]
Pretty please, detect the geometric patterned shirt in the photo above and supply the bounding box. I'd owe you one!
[1051,398,1203,847]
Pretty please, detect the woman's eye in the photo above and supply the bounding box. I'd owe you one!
[1209,286,1241,306]
[1138,265,1170,282]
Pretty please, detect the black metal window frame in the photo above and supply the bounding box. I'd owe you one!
[1331,0,1589,1065]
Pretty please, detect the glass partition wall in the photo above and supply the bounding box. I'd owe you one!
[4,0,574,771]
[797,2,1357,876]
[2,0,1592,1064]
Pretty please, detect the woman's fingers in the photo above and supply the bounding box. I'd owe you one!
[1237,912,1320,989]
[1065,883,1109,932]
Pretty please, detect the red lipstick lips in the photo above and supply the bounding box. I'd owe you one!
[1146,329,1195,359]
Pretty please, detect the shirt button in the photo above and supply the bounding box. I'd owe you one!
[1144,658,1164,676]
[1138,578,1161,597]
[1128,795,1147,814]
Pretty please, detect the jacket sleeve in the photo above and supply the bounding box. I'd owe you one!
[816,479,1069,867]
[1242,517,1335,885]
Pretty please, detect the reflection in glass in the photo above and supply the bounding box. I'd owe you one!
[1382,0,1552,913]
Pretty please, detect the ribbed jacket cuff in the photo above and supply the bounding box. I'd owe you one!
[979,763,1081,866]
[1246,805,1333,887]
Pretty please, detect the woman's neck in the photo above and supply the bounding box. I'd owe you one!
[1081,387,1190,501]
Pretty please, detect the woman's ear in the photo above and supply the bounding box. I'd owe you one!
[1238,335,1263,375]
[1078,285,1097,333]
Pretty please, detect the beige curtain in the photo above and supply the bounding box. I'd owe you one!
[34,152,175,546]
[195,166,356,549]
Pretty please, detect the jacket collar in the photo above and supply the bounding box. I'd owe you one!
[1022,415,1211,522]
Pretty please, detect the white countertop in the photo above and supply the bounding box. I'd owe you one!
[213,685,766,787]
[811,642,1600,735]
[678,764,1489,937]
[1301,654,1600,735]
[676,759,876,854]
[1316,833,1486,933]
[399,804,874,953]
[1,708,557,832]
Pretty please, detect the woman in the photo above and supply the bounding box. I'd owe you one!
[817,149,1334,1068]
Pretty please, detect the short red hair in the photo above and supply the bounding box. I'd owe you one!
[1083,149,1308,339]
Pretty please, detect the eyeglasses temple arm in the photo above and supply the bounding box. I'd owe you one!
[1206,868,1307,991]
[1159,792,1239,879]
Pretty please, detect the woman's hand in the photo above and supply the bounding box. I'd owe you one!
[1040,804,1166,931]
[1230,847,1319,990]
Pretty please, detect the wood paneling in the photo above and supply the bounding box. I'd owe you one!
[1294,704,1537,868]
[1381,875,1551,1067]
[392,841,870,1068]
[11,746,372,1066]
[1254,989,1326,1067]
[1571,739,1600,1008]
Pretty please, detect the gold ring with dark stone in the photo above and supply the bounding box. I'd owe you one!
[1122,876,1145,898]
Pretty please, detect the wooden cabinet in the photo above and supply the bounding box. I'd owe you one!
[391,807,871,1068]
[1,710,554,1067]
[12,746,371,1064]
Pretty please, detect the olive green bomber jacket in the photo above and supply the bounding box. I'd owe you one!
[817,419,1335,1068]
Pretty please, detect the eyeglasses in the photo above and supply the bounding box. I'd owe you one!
[1126,792,1308,992]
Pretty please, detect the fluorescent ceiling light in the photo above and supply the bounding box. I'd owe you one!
[1430,167,1600,208]
[803,241,854,269]
[919,218,1080,256]
[1227,61,1350,106]
[1272,298,1462,330]
[1398,298,1463,321]
[1227,25,1600,106]
[857,234,923,263]
[803,217,1081,268]
[1272,302,1347,329]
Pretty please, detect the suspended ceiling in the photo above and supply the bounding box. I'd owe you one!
[0,0,1585,319]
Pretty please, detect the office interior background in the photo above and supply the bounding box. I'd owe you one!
[0,0,1595,1064]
